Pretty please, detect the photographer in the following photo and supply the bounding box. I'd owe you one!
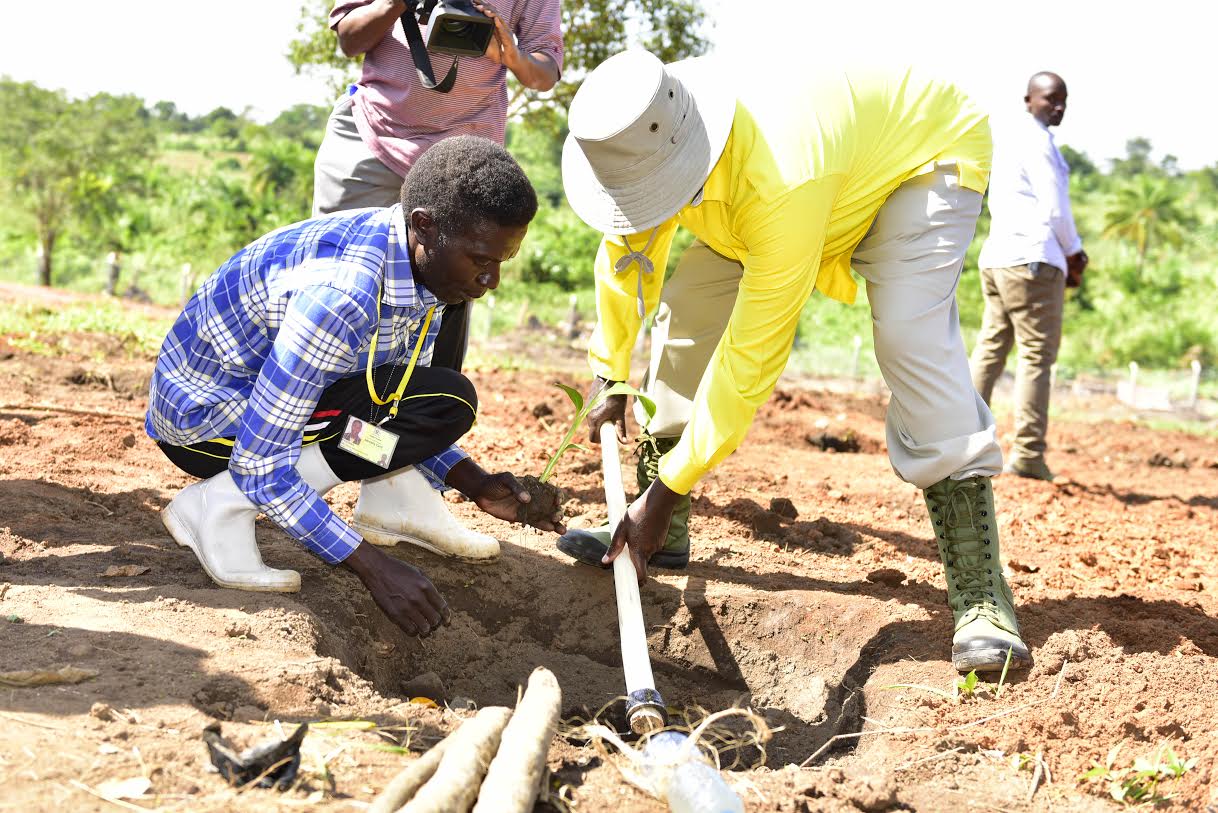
[314,0,562,216]
[312,0,562,560]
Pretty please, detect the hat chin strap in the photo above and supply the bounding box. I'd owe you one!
[615,229,661,318]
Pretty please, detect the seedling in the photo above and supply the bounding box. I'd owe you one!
[1078,741,1197,805]
[539,381,655,483]
[515,381,655,527]
[955,670,981,699]
[995,647,1014,697]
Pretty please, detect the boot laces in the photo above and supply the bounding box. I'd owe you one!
[635,433,678,485]
[931,480,1001,624]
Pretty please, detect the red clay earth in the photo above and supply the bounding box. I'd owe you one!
[1,285,1217,812]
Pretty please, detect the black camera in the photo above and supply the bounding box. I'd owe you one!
[408,0,495,58]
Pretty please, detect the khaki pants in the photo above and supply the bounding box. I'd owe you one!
[312,95,404,216]
[637,166,1002,489]
[969,263,1065,466]
[312,94,470,371]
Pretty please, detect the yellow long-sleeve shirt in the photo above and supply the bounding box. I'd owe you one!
[588,65,992,495]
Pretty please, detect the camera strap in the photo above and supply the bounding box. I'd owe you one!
[399,8,459,93]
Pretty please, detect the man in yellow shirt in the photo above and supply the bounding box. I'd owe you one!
[558,50,1030,673]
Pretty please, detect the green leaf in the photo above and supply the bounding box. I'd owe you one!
[1080,766,1110,781]
[956,670,979,696]
[599,381,656,420]
[996,647,1013,697]
[568,443,592,454]
[552,381,584,413]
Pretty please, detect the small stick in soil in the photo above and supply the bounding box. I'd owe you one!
[368,736,451,813]
[1027,747,1046,802]
[399,706,513,813]
[472,667,562,813]
[0,403,143,421]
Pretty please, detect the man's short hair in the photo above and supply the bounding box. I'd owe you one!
[401,135,538,239]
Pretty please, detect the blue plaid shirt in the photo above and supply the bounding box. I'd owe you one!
[146,205,468,564]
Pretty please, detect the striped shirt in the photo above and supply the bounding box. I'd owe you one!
[146,205,467,564]
[331,0,564,177]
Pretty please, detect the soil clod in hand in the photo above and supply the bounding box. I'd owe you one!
[806,431,861,453]
[517,475,566,526]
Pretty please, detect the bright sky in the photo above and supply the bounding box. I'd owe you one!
[1,0,1213,169]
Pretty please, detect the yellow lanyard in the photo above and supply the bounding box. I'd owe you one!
[366,303,436,420]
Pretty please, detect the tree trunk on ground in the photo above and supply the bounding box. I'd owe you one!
[37,233,55,287]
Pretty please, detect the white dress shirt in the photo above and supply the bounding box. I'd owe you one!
[978,113,1082,274]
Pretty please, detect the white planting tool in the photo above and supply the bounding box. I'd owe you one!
[600,423,667,734]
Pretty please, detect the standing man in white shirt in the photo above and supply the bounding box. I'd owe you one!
[971,72,1088,482]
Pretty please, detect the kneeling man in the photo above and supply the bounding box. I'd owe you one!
[146,136,563,637]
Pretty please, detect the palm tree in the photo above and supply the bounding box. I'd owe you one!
[1102,175,1192,276]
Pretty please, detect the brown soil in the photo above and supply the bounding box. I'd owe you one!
[2,284,1218,811]
[516,474,567,527]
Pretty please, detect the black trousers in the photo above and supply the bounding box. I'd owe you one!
[158,365,477,483]
[431,300,469,372]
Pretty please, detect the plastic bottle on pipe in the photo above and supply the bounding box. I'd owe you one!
[641,731,744,813]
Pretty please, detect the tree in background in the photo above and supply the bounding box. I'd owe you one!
[1110,137,1156,177]
[286,0,709,127]
[0,80,155,286]
[1102,174,1193,278]
[249,138,316,221]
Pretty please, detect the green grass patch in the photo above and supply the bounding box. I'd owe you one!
[1,298,171,360]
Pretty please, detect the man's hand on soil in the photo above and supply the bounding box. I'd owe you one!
[603,479,680,584]
[343,541,450,637]
[586,376,628,445]
[446,459,565,532]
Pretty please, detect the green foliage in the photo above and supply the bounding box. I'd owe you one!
[288,0,359,99]
[1078,741,1197,806]
[540,380,655,482]
[1102,174,1194,275]
[1,298,172,360]
[955,670,980,699]
[0,79,156,286]
[525,0,708,126]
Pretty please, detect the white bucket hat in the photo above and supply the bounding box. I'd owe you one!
[562,50,736,236]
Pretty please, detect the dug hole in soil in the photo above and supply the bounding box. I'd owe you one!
[2,284,1218,811]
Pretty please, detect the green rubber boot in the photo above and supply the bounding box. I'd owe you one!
[923,476,1033,673]
[556,431,691,569]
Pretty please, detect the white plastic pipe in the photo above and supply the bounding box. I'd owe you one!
[600,423,665,733]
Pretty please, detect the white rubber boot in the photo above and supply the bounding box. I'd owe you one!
[350,466,500,563]
[161,445,341,593]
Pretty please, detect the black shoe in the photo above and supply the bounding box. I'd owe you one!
[556,526,690,570]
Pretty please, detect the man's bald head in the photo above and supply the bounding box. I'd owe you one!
[1025,71,1068,128]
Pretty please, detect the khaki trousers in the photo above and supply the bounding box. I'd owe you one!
[637,166,1002,489]
[969,264,1065,466]
[311,94,470,371]
[312,95,404,216]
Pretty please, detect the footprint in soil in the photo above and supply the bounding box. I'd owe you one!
[516,475,567,526]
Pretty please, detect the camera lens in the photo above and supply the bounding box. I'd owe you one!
[441,20,472,35]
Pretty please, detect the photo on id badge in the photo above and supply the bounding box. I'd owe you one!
[338,415,398,469]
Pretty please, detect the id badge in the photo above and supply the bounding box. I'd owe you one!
[337,415,399,469]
